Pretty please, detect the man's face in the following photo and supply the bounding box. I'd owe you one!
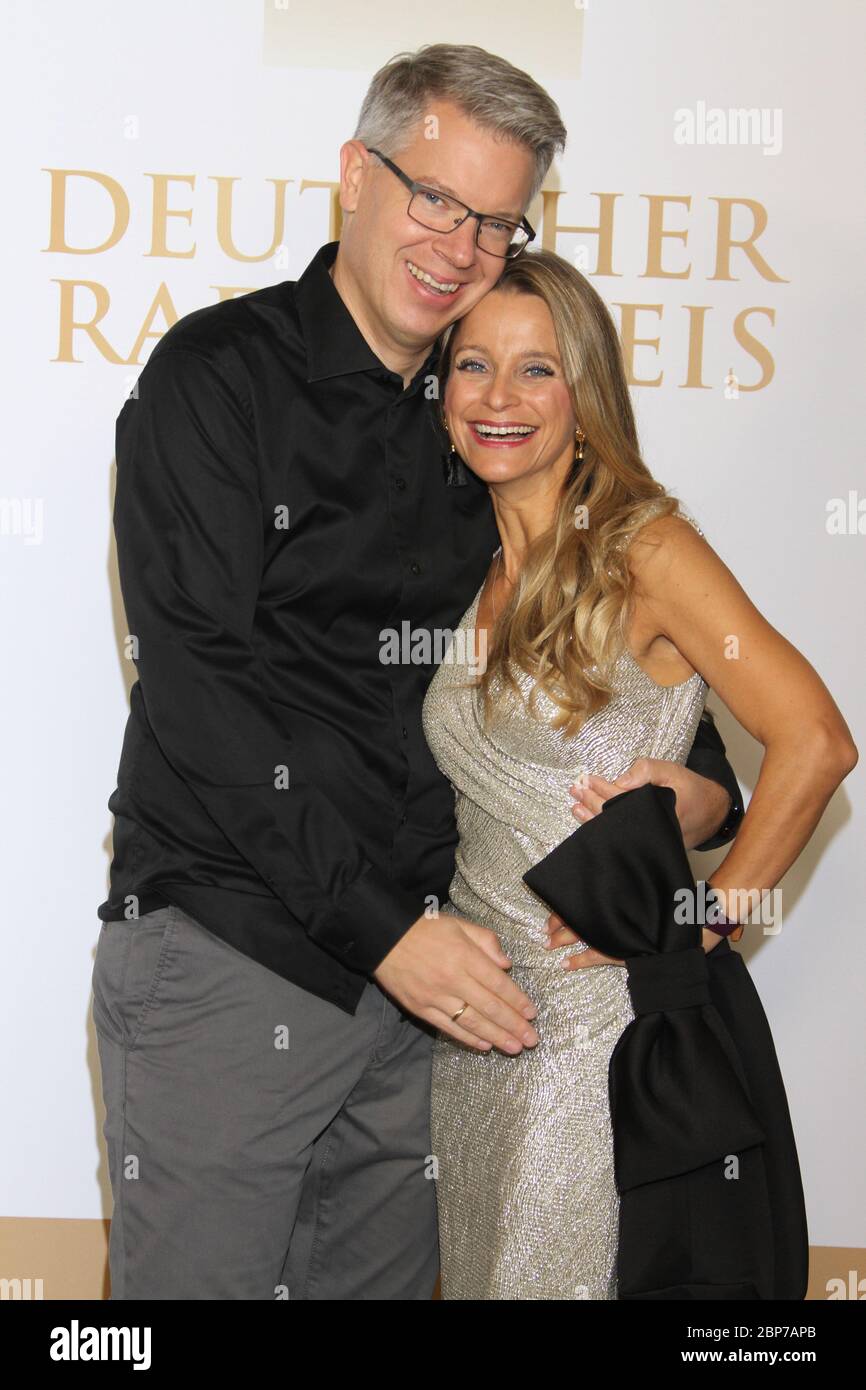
[336,100,537,357]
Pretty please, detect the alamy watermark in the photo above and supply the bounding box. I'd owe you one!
[674,883,783,935]
[379,623,489,676]
[674,102,783,156]
[0,497,43,545]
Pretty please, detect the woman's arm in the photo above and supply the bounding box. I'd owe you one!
[626,515,858,925]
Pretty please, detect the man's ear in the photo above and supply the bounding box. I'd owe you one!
[337,139,370,215]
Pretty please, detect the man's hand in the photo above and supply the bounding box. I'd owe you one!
[568,758,732,849]
[373,913,540,1054]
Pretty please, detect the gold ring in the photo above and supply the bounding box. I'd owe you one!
[450,1002,469,1022]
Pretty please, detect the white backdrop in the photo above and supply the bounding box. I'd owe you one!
[2,0,863,1250]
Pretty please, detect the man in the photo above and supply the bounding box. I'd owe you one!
[93,44,742,1300]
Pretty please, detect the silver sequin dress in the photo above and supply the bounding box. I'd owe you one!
[421,527,709,1301]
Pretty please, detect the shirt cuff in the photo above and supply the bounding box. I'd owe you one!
[694,788,745,852]
[305,863,424,976]
[686,754,745,851]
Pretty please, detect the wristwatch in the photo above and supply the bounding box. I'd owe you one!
[697,880,742,938]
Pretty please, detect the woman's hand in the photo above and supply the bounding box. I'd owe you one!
[569,761,732,850]
[544,912,625,968]
[544,911,736,965]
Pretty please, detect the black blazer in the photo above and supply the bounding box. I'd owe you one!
[523,783,808,1300]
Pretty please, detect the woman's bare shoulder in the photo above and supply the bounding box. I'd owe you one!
[625,506,710,581]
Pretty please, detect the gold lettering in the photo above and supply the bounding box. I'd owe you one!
[641,195,691,278]
[146,174,195,258]
[127,283,180,363]
[299,180,343,242]
[212,177,294,261]
[43,169,129,254]
[540,191,622,276]
[50,279,125,363]
[612,304,663,386]
[732,307,776,389]
[212,286,259,302]
[680,306,712,388]
[710,198,788,281]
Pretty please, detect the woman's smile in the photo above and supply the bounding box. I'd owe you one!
[468,420,541,447]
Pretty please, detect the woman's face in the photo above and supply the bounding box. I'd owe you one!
[444,290,578,492]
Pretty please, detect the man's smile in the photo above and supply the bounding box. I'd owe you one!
[405,257,465,300]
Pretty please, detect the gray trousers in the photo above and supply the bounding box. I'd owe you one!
[91,903,439,1299]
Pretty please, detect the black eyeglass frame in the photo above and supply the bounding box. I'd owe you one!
[365,146,535,259]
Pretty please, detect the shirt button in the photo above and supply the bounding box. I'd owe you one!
[394,476,406,490]
[402,726,408,738]
[409,561,421,574]
[400,814,407,825]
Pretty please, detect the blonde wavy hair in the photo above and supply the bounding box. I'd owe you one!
[438,248,681,738]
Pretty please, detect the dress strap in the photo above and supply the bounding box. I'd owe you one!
[611,498,704,558]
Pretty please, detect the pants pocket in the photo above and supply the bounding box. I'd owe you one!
[91,905,178,1048]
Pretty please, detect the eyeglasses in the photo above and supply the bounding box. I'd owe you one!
[366,147,535,260]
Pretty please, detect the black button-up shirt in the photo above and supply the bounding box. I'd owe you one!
[99,239,742,1015]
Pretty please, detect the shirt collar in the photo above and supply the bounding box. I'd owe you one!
[295,240,440,394]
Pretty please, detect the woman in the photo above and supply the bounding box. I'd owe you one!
[421,248,857,1300]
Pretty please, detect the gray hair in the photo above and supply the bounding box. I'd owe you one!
[352,44,567,206]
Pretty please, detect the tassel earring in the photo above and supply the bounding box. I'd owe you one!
[442,422,468,486]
